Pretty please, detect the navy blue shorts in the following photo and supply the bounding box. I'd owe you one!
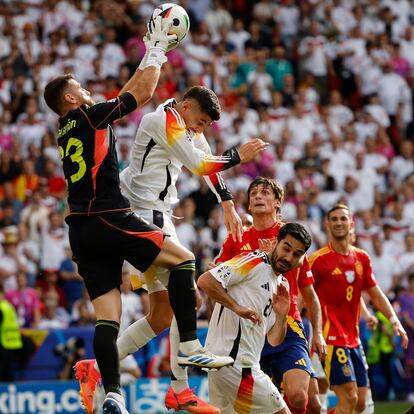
[323,345,369,387]
[260,321,316,385]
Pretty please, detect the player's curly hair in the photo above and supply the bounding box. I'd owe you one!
[247,177,285,204]
[183,86,221,121]
[44,74,74,115]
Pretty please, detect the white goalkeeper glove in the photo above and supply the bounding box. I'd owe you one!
[145,15,177,68]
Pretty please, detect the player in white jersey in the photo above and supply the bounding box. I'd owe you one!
[76,86,267,414]
[198,223,313,414]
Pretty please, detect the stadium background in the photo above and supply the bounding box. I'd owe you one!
[0,0,413,412]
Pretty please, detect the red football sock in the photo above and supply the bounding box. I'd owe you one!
[327,408,336,414]
[283,394,307,414]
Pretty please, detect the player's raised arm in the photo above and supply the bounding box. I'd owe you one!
[119,16,176,107]
[158,111,267,176]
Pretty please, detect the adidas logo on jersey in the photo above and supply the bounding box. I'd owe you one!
[261,282,270,291]
[294,358,307,367]
[331,267,342,275]
[240,243,252,251]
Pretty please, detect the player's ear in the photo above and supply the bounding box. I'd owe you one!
[274,199,281,212]
[181,99,191,113]
[63,92,77,105]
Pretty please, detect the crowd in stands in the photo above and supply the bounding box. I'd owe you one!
[1,0,414,401]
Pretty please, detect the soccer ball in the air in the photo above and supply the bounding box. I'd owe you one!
[151,3,190,44]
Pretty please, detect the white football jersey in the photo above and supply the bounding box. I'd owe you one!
[120,99,231,211]
[205,251,289,369]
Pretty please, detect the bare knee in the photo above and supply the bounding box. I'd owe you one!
[286,388,308,409]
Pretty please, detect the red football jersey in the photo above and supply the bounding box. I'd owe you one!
[309,243,377,348]
[215,221,314,321]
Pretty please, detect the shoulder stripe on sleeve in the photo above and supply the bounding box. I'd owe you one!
[226,252,265,276]
[169,107,186,129]
[308,246,331,267]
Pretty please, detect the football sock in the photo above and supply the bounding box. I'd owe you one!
[117,317,156,360]
[170,317,189,393]
[319,393,328,414]
[168,260,197,342]
[94,320,120,395]
[360,387,374,414]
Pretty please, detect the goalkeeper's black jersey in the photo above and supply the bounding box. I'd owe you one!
[57,92,137,214]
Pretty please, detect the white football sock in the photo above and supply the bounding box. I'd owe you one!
[319,393,327,414]
[170,317,189,392]
[117,317,156,360]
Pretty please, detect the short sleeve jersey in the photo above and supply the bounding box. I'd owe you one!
[309,244,377,348]
[215,221,314,321]
[206,251,285,369]
[57,93,137,214]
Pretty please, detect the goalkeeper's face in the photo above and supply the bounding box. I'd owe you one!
[65,79,95,107]
[181,100,212,134]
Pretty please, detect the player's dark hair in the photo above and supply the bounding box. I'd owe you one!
[277,222,312,252]
[44,74,74,115]
[247,177,284,204]
[183,86,221,121]
[327,203,352,219]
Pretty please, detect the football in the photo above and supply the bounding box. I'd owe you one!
[151,3,190,47]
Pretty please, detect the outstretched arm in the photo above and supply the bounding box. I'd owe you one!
[119,16,176,106]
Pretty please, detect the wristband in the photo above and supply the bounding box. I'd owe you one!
[146,47,167,69]
[389,315,400,325]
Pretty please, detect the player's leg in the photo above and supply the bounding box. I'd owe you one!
[282,368,310,414]
[316,378,329,414]
[273,336,317,414]
[306,378,322,414]
[68,215,128,414]
[331,383,358,414]
[310,353,328,414]
[351,347,370,413]
[324,345,358,413]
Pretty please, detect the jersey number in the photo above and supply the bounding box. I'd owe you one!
[59,138,87,183]
[336,348,348,364]
[263,298,272,318]
[346,285,353,302]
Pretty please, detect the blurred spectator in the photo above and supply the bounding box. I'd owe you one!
[70,288,94,325]
[0,230,28,292]
[16,223,39,286]
[36,268,66,310]
[5,270,40,328]
[37,290,69,329]
[40,211,68,271]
